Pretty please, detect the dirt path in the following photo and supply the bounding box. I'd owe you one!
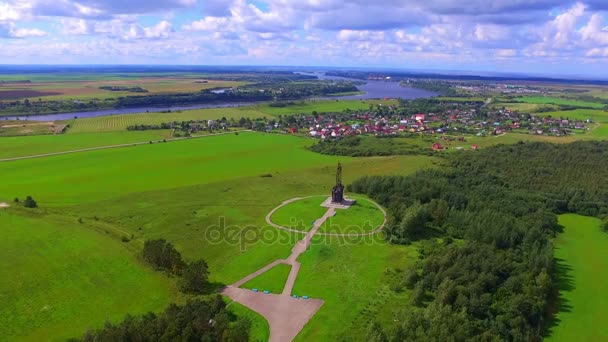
[265,196,387,237]
[0,130,252,162]
[0,202,9,208]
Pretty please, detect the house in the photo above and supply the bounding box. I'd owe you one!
[414,114,425,121]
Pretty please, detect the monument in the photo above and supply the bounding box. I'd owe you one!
[331,163,345,203]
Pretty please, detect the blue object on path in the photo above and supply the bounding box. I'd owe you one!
[302,295,309,299]
[292,295,298,298]
[252,288,258,292]
[263,290,270,294]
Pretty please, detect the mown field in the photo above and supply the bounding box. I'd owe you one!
[0,130,171,159]
[0,132,436,340]
[65,108,269,133]
[253,99,397,116]
[547,214,608,341]
[241,264,292,294]
[514,96,605,109]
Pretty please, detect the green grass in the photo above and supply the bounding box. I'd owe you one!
[253,99,397,116]
[320,197,385,234]
[241,263,292,294]
[270,196,328,231]
[226,302,270,342]
[0,209,178,341]
[65,108,269,133]
[536,109,608,123]
[546,214,608,342]
[0,131,437,340]
[0,130,171,159]
[293,234,417,341]
[0,133,342,204]
[515,96,605,109]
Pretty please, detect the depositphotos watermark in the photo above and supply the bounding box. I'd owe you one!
[203,216,384,251]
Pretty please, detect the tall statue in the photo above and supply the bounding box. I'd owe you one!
[331,162,344,203]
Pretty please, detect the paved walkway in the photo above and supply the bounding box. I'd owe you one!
[0,130,252,162]
[265,196,387,237]
[222,206,338,342]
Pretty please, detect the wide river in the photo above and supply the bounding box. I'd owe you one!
[3,73,437,121]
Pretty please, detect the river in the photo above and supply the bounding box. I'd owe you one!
[2,73,437,122]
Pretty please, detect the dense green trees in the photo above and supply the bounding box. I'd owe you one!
[352,141,608,341]
[142,239,186,274]
[179,259,210,293]
[74,296,250,342]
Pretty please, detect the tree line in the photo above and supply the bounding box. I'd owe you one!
[71,295,250,342]
[350,140,608,341]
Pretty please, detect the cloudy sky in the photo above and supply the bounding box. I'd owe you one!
[2,0,608,76]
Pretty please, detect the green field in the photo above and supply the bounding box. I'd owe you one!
[320,197,385,234]
[547,214,608,342]
[65,108,269,133]
[270,196,328,231]
[226,302,270,342]
[0,209,178,341]
[241,263,292,294]
[0,130,171,159]
[516,96,605,109]
[0,130,437,340]
[253,99,397,116]
[293,234,417,341]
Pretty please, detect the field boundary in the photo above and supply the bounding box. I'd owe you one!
[0,130,252,162]
[265,195,387,237]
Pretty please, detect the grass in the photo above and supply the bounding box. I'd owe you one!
[0,209,178,341]
[320,197,385,234]
[65,108,269,133]
[226,302,270,342]
[515,96,605,109]
[0,133,342,204]
[292,234,417,341]
[0,132,437,340]
[269,196,328,231]
[241,263,292,294]
[253,99,397,116]
[0,130,171,159]
[546,214,608,342]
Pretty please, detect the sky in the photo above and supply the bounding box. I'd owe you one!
[2,0,608,77]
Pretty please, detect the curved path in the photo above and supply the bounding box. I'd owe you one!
[265,195,387,237]
[224,196,387,341]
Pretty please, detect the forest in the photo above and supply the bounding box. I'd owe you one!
[350,141,608,341]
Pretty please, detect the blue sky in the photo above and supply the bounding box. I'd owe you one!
[1,0,608,77]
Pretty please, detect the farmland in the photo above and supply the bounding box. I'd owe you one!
[0,77,245,101]
[512,96,606,109]
[547,214,608,341]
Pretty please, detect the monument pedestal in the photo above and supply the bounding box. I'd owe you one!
[321,196,356,210]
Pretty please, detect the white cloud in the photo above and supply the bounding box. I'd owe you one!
[182,16,229,31]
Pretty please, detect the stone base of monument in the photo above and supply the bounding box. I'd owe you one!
[321,196,356,210]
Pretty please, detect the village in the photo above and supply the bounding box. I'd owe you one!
[126,102,593,150]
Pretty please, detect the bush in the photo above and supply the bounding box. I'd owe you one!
[23,196,37,208]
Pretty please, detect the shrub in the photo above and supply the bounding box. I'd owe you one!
[23,196,37,208]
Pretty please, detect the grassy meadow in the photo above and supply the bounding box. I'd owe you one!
[0,209,179,341]
[65,107,269,133]
[547,214,608,342]
[270,196,329,231]
[0,130,437,340]
[0,130,171,159]
[515,96,606,109]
